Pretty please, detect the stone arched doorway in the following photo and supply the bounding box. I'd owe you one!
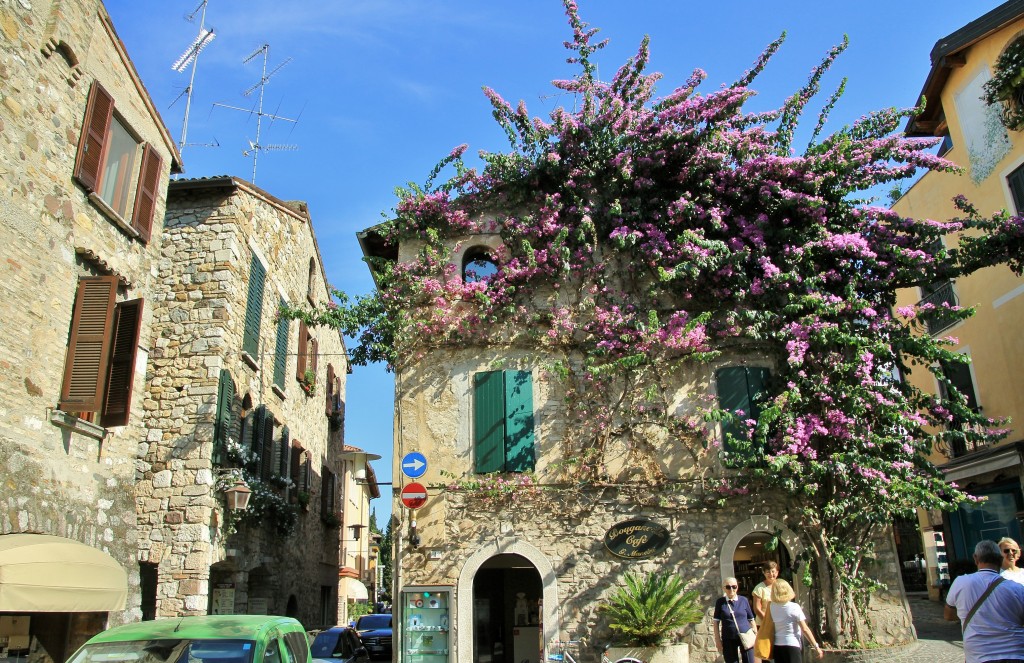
[457,539,558,662]
[720,516,806,600]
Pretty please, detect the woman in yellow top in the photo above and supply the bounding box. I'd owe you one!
[751,561,778,662]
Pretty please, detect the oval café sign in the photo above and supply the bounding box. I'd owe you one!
[603,519,671,559]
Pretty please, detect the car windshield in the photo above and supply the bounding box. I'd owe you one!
[68,640,255,663]
[355,615,390,630]
[310,632,352,659]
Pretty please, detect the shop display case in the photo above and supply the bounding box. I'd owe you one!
[401,586,451,662]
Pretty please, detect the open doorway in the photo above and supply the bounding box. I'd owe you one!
[472,553,542,663]
[732,531,792,598]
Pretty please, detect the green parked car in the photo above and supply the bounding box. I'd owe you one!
[68,616,312,663]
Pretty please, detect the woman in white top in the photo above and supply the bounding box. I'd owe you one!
[769,579,823,663]
[998,537,1024,584]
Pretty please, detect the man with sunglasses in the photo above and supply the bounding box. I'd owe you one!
[714,577,756,663]
[944,539,1024,663]
[999,537,1024,585]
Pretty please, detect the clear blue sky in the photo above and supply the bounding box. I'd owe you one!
[105,0,1003,524]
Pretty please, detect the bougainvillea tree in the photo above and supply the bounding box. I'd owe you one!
[288,1,1024,644]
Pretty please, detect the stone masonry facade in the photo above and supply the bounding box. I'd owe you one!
[136,177,348,626]
[373,233,916,662]
[0,0,179,639]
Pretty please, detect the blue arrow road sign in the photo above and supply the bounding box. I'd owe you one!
[401,452,427,479]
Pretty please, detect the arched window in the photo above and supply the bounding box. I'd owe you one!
[462,247,498,284]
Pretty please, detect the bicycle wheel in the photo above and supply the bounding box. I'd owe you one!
[613,658,644,663]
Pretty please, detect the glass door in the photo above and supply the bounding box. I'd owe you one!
[401,586,451,662]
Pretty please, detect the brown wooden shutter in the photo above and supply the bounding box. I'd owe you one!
[311,337,319,374]
[60,276,118,412]
[320,468,330,517]
[131,144,162,243]
[325,364,335,414]
[102,298,144,426]
[296,320,308,380]
[74,81,114,192]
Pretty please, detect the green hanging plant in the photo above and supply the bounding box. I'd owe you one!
[983,37,1024,130]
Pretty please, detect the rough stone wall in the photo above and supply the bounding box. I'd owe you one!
[390,340,913,658]
[399,491,912,663]
[137,179,347,625]
[0,0,175,626]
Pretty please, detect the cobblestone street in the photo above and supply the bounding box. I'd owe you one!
[840,593,963,663]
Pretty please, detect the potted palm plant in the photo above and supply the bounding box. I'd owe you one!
[601,571,703,663]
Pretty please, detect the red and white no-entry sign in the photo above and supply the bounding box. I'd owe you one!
[400,482,428,509]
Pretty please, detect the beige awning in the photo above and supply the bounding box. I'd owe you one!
[0,534,128,612]
[341,577,368,601]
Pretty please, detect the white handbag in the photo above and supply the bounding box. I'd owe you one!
[728,601,757,650]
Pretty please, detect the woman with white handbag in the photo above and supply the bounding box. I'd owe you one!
[714,577,757,663]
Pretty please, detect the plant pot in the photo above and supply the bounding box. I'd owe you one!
[607,643,688,663]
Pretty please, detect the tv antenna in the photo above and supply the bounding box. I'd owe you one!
[170,0,217,158]
[213,43,299,184]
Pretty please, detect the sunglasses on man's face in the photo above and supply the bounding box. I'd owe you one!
[724,585,738,589]
[1003,548,1020,556]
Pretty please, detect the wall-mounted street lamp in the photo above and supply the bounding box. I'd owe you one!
[223,479,253,511]
[353,468,393,486]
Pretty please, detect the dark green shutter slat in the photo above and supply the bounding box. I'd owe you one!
[261,409,275,480]
[273,299,289,388]
[242,255,266,357]
[474,371,506,473]
[717,367,750,449]
[504,370,535,472]
[251,405,266,475]
[279,426,290,477]
[745,367,771,421]
[213,369,235,466]
[1009,164,1024,214]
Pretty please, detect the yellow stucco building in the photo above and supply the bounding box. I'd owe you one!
[894,0,1024,592]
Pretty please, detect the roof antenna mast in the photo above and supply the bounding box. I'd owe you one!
[171,0,218,158]
[213,44,299,184]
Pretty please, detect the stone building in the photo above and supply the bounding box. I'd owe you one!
[0,0,180,658]
[894,0,1024,596]
[338,445,383,622]
[134,175,357,627]
[359,228,913,663]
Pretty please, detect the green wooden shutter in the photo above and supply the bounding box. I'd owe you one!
[278,426,290,477]
[251,405,267,475]
[1009,164,1024,214]
[474,371,506,473]
[213,369,235,466]
[716,367,750,449]
[261,408,275,480]
[504,370,535,472]
[242,255,266,357]
[745,367,771,421]
[273,299,289,388]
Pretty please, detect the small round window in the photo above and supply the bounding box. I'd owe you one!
[462,248,498,284]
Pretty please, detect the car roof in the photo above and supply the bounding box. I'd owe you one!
[87,616,304,643]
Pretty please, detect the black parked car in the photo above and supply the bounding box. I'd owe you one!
[354,614,392,660]
[310,626,370,663]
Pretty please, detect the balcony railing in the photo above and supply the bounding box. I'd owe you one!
[942,414,992,459]
[917,281,958,335]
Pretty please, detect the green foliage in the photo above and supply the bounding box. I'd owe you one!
[600,571,703,647]
[983,37,1024,130]
[218,441,299,536]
